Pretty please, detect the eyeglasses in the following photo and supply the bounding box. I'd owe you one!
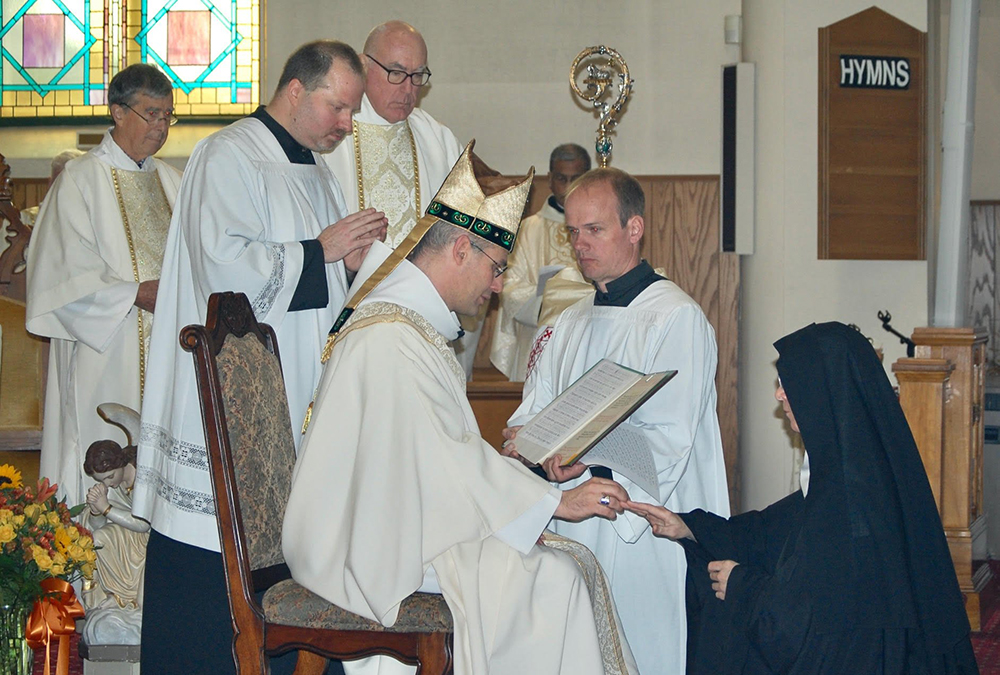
[469,241,508,278]
[122,103,178,126]
[365,54,431,87]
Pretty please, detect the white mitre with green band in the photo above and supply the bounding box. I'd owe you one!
[325,139,534,344]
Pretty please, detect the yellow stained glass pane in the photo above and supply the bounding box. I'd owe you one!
[190,103,220,115]
[54,107,74,116]
[3,92,15,107]
[16,92,31,106]
[201,89,217,104]
[14,108,37,117]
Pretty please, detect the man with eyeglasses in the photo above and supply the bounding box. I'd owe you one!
[323,21,491,379]
[27,63,182,517]
[502,168,730,675]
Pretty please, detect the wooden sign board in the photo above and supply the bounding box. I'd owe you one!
[818,7,926,260]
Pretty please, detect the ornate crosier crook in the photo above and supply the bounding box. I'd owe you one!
[570,46,634,167]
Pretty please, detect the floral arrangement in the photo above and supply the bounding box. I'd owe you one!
[0,464,96,606]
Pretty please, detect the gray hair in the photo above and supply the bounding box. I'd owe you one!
[107,64,173,107]
[549,143,591,172]
[566,168,645,228]
[276,40,363,93]
[407,220,464,262]
[50,149,84,176]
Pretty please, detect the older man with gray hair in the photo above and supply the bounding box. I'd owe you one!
[27,64,181,513]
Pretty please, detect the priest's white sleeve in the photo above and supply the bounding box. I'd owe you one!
[26,171,139,350]
[178,139,315,327]
[606,304,721,542]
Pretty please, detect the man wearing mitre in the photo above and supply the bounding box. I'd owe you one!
[283,142,639,675]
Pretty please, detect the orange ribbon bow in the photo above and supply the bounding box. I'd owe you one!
[26,578,85,675]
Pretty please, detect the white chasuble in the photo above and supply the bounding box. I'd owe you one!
[355,120,419,248]
[284,243,637,675]
[490,198,579,381]
[324,95,463,241]
[134,117,349,552]
[26,131,180,507]
[510,281,731,675]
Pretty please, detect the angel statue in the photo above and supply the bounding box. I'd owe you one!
[81,402,151,646]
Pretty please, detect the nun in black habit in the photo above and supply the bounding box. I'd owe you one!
[627,321,978,675]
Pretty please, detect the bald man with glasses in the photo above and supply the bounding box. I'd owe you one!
[324,21,492,377]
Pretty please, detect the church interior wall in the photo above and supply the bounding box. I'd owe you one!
[739,0,931,512]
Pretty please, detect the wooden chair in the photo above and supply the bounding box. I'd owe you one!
[183,291,454,674]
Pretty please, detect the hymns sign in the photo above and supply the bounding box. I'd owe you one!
[839,55,910,89]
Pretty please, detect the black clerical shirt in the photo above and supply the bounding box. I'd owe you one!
[593,260,666,308]
[249,106,328,312]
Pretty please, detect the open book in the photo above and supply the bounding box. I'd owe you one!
[514,359,676,470]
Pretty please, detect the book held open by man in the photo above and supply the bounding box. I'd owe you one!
[514,359,676,499]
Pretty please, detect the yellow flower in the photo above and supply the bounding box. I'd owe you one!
[77,535,93,550]
[66,527,80,542]
[23,504,42,521]
[0,509,12,523]
[0,523,14,544]
[49,563,65,577]
[81,562,94,580]
[67,544,85,561]
[53,527,72,554]
[12,514,24,527]
[46,511,60,527]
[31,545,53,571]
[0,464,22,489]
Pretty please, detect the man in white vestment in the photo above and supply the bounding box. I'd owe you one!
[284,143,638,675]
[20,149,84,228]
[26,64,180,509]
[505,168,731,675]
[323,21,487,377]
[133,41,386,675]
[490,143,590,381]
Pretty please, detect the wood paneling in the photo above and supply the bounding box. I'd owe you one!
[472,174,741,511]
[11,178,48,212]
[818,7,926,260]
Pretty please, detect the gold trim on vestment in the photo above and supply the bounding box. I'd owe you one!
[111,167,170,399]
[351,119,421,220]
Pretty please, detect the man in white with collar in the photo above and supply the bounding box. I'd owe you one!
[490,142,590,381]
[133,41,386,674]
[27,64,181,510]
[323,21,490,376]
[285,143,638,675]
[504,168,731,675]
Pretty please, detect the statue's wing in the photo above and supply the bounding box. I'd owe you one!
[96,402,141,447]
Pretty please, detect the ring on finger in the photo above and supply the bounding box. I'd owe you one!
[599,495,611,506]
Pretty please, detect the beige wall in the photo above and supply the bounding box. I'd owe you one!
[740,0,930,511]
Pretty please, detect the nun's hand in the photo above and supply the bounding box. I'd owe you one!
[708,560,739,600]
[624,501,694,541]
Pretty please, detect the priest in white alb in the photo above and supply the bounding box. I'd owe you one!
[505,168,731,675]
[26,64,181,509]
[285,142,638,675]
[323,21,493,377]
[490,142,590,381]
[133,41,386,675]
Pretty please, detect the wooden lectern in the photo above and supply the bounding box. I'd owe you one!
[893,327,995,630]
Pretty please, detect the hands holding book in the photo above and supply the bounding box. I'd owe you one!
[502,426,628,522]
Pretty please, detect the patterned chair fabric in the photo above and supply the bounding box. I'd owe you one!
[264,581,453,633]
[215,332,296,572]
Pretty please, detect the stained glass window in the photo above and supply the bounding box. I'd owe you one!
[1,0,260,122]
